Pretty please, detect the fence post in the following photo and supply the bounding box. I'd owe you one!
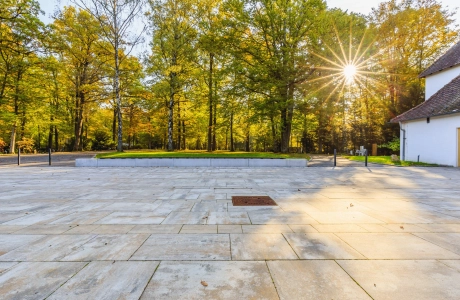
[334,149,337,167]
[49,148,52,166]
[17,148,20,165]
[365,149,368,167]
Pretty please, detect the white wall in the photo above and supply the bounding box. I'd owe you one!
[425,65,460,100]
[400,113,460,167]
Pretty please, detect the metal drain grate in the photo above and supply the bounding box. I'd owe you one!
[232,196,277,206]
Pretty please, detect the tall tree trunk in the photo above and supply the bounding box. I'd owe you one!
[177,100,181,150]
[167,85,174,151]
[230,110,234,152]
[73,91,84,151]
[245,131,250,152]
[207,53,214,152]
[48,123,53,150]
[270,114,278,152]
[182,120,186,149]
[113,3,123,152]
[54,126,59,151]
[112,106,117,142]
[9,70,21,154]
[280,86,294,153]
[10,123,16,154]
[212,79,217,151]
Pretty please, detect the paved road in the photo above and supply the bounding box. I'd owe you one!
[0,152,98,167]
[0,165,459,299]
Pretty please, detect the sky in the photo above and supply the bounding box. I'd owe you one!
[38,0,459,24]
[37,0,459,56]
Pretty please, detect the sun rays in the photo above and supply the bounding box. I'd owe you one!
[305,21,387,104]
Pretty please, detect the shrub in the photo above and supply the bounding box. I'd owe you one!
[379,137,400,152]
[91,130,116,151]
[0,139,6,152]
[16,138,35,153]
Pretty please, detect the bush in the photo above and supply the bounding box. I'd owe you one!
[16,138,35,153]
[0,139,6,152]
[91,130,116,151]
[379,137,400,152]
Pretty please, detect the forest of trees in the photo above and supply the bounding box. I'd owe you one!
[0,0,458,154]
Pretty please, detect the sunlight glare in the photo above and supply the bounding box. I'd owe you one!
[343,64,357,82]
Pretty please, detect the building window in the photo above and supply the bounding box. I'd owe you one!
[427,117,430,123]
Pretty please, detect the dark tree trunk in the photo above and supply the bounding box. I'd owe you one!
[207,53,214,152]
[230,110,234,152]
[54,126,59,151]
[177,100,181,150]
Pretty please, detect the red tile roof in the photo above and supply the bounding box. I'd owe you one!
[391,74,460,123]
[419,41,460,78]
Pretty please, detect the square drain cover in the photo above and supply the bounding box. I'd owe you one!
[232,196,277,206]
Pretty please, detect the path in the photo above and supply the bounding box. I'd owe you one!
[0,166,459,299]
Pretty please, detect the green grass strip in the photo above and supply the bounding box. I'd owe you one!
[97,150,310,159]
[343,155,440,167]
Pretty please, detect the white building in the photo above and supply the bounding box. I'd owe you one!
[391,41,460,167]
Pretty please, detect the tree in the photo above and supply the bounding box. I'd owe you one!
[51,7,108,151]
[74,0,146,152]
[147,0,197,151]
[225,0,326,153]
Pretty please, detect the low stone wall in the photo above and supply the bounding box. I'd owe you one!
[75,158,307,168]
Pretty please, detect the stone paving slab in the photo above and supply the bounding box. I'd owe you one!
[0,262,86,300]
[60,234,149,261]
[267,260,371,299]
[95,212,165,225]
[285,233,365,259]
[141,261,279,299]
[337,233,460,259]
[337,260,460,300]
[131,234,231,261]
[0,235,44,255]
[1,165,460,298]
[0,235,96,261]
[48,261,159,300]
[230,234,298,260]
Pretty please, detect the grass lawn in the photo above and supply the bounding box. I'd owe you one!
[343,155,439,167]
[96,150,310,159]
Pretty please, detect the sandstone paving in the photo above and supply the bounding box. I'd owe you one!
[49,211,111,224]
[283,233,365,259]
[230,233,298,260]
[0,262,86,300]
[267,260,371,300]
[413,233,460,255]
[129,224,182,234]
[13,224,76,234]
[336,233,460,259]
[94,212,165,225]
[130,234,231,260]
[141,261,279,299]
[0,235,44,255]
[206,212,251,225]
[180,225,217,233]
[0,235,96,261]
[48,261,159,300]
[337,260,460,300]
[311,224,368,232]
[217,225,242,233]
[60,234,149,261]
[1,166,460,298]
[0,262,17,273]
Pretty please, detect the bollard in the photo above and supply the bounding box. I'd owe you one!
[334,149,337,167]
[365,149,368,167]
[18,148,20,165]
[49,148,52,166]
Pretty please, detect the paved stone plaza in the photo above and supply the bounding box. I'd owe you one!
[1,164,460,299]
